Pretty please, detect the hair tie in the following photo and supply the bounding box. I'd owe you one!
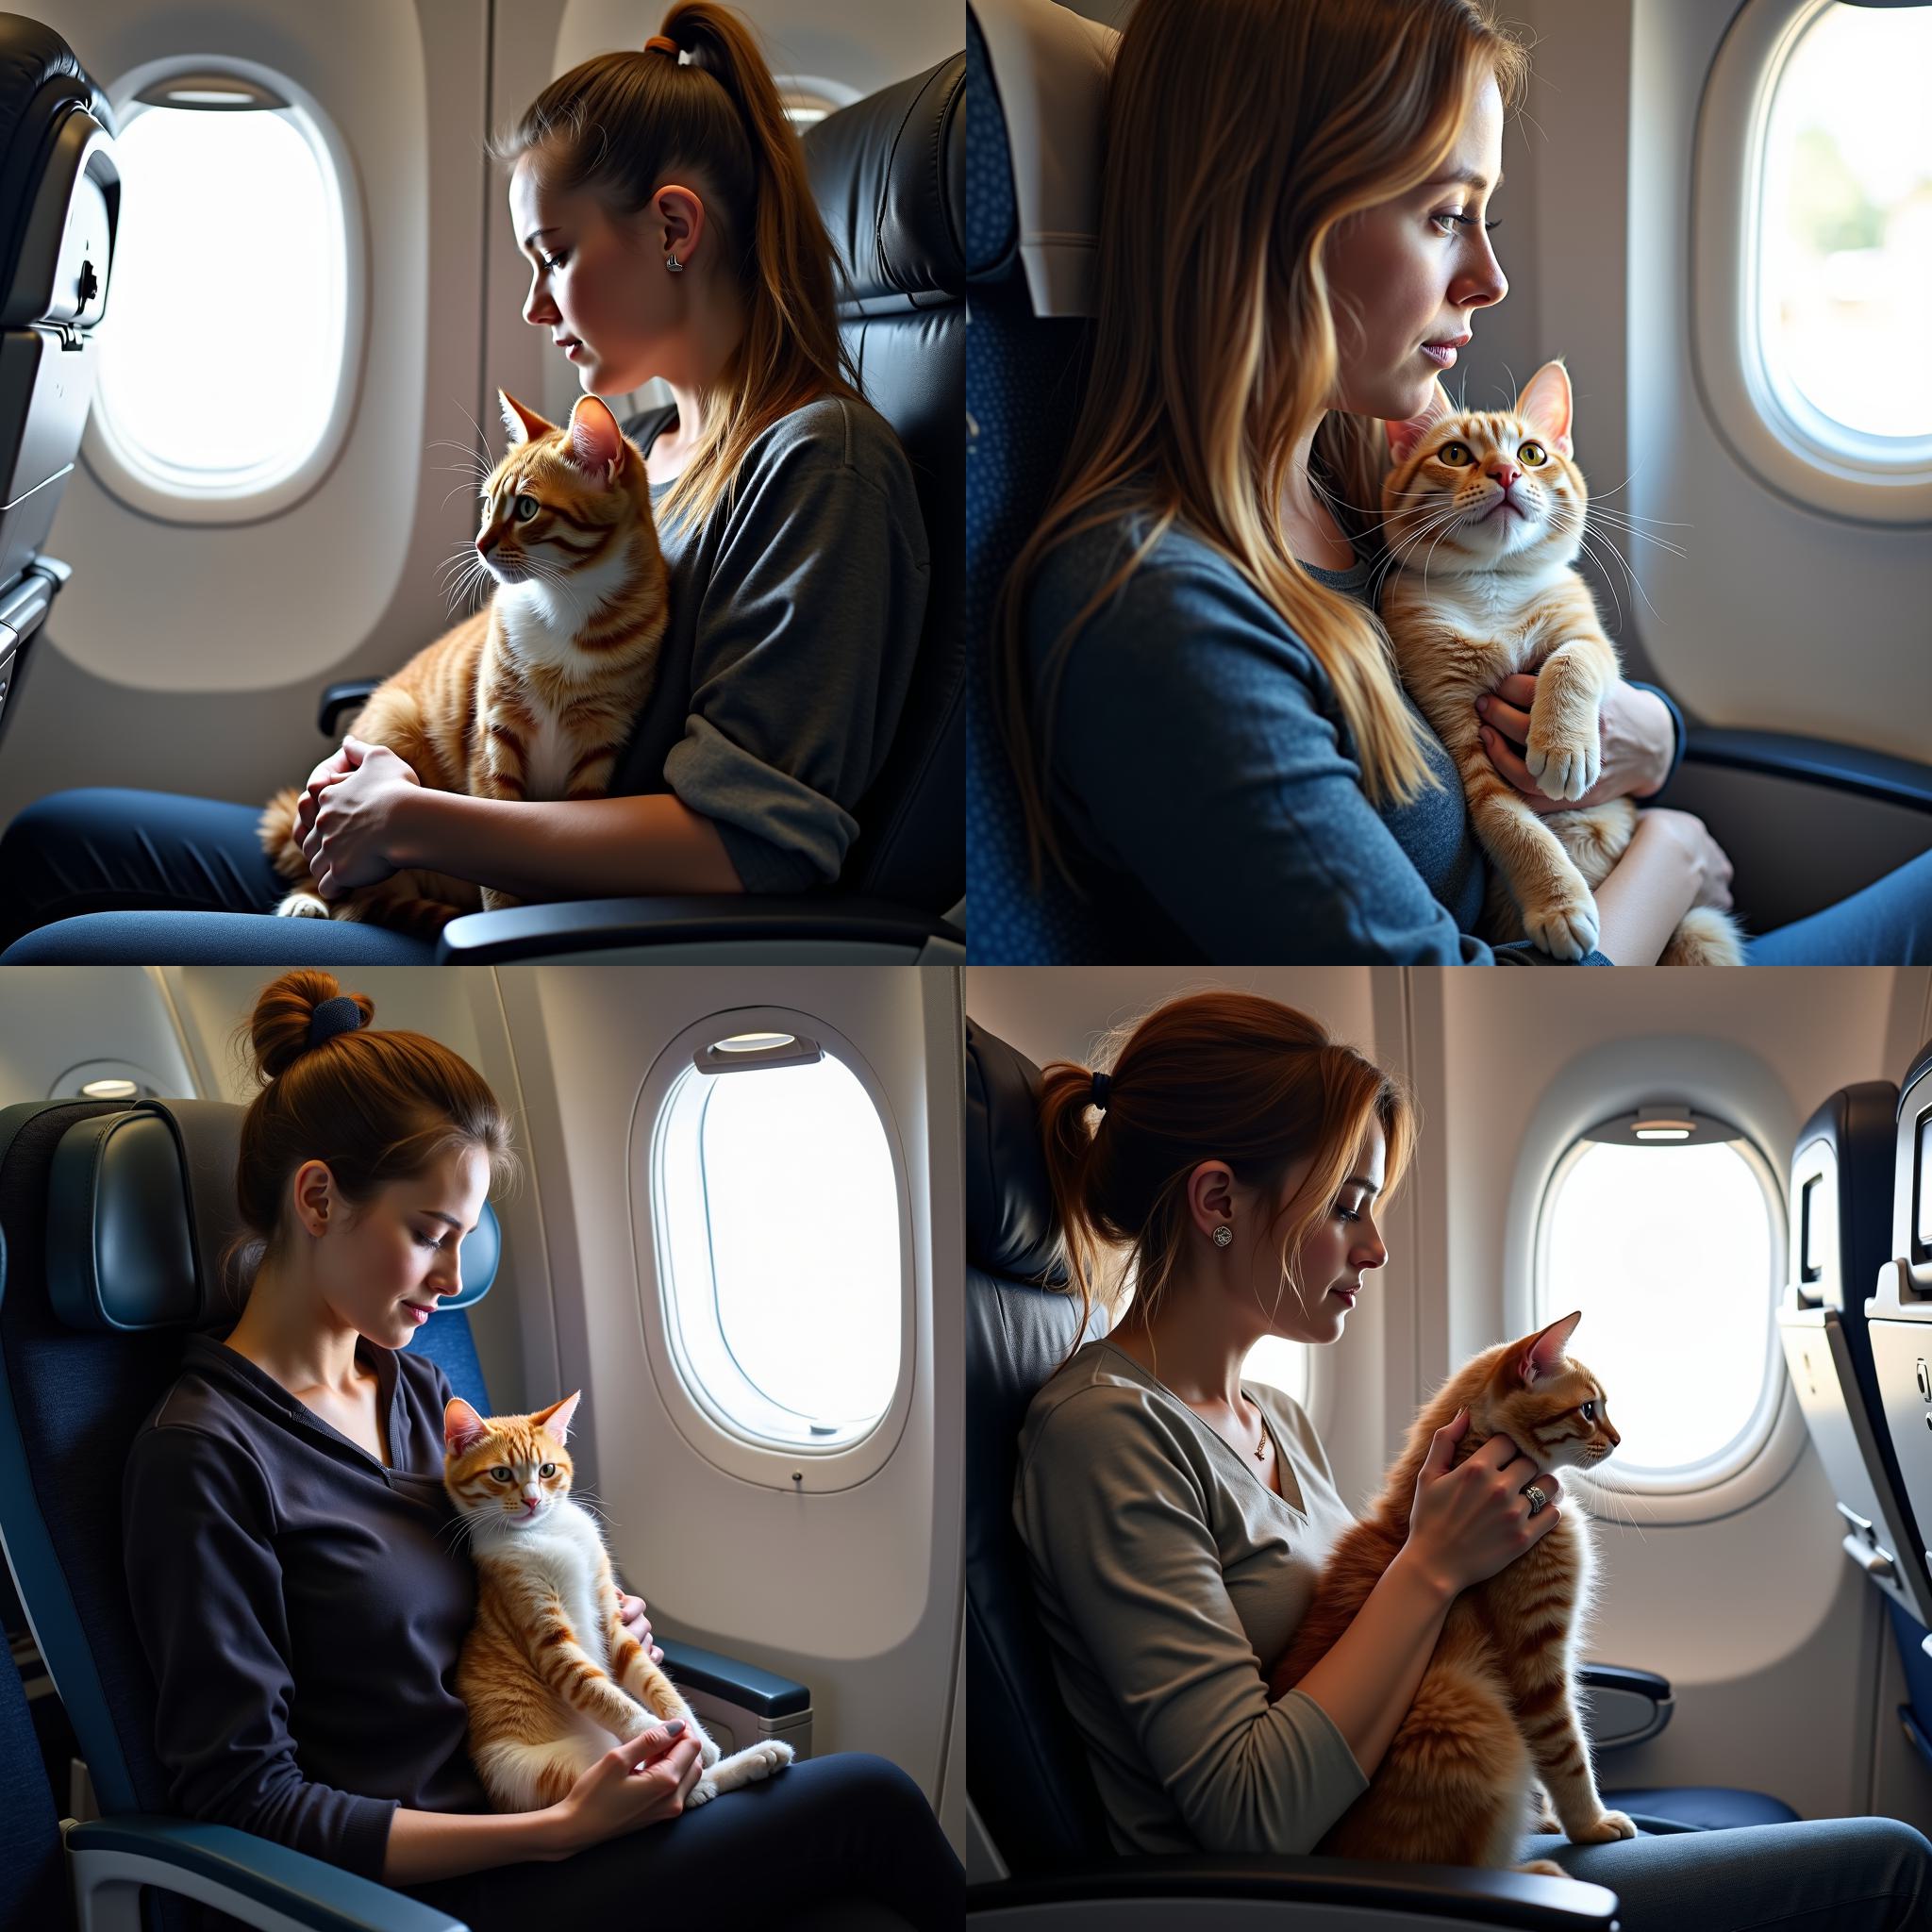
[1090,1071,1111,1113]
[645,34,679,58]
[308,995,366,1051]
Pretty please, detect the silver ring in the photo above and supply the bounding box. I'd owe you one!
[1524,1484,1548,1516]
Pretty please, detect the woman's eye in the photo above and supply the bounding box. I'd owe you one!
[540,251,567,272]
[513,493,541,523]
[1436,442,1472,466]
[414,1229,449,1250]
[1520,441,1547,465]
[1431,211,1502,238]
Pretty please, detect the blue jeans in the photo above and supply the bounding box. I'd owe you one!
[0,788,435,962]
[1745,847,1932,964]
[1514,1811,1930,1931]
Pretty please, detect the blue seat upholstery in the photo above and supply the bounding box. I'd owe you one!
[1,1624,67,1931]
[964,1016,1793,1924]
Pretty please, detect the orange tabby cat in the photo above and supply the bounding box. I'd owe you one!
[1377,359,1741,966]
[258,390,669,938]
[444,1391,793,1812]
[1267,1311,1632,1875]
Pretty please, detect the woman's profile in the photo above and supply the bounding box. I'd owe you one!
[0,1,932,965]
[1011,986,1931,1926]
[123,968,958,1926]
[990,0,1931,966]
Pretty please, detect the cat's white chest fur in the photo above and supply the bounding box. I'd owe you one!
[497,544,636,675]
[496,1501,611,1668]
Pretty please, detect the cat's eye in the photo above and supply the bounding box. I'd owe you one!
[1435,441,1474,466]
[489,1466,512,1482]
[513,493,541,523]
[1581,1401,1597,1422]
[1519,441,1548,466]
[540,1462,556,1477]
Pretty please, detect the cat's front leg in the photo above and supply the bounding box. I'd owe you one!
[1459,754,1602,959]
[1513,1674,1635,1845]
[606,1597,720,1767]
[1524,640,1619,804]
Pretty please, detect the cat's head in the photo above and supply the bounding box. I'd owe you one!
[474,391,653,591]
[1457,1309,1620,1474]
[443,1391,580,1531]
[1378,358,1586,577]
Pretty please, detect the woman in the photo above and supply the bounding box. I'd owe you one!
[124,970,958,1926]
[1013,988,1928,1927]
[992,0,1930,965]
[0,1,929,964]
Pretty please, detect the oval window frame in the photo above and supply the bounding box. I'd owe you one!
[80,54,368,526]
[631,1004,917,1494]
[1691,0,1932,525]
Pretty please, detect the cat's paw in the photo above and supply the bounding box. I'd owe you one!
[1522,889,1600,961]
[1524,726,1601,803]
[739,1740,794,1780]
[1569,1810,1638,1844]
[684,1775,718,1809]
[1515,1860,1567,1878]
[697,1731,721,1769]
[274,891,330,919]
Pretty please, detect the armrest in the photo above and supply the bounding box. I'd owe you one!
[435,894,964,962]
[659,1637,810,1719]
[1576,1662,1674,1750]
[66,1815,468,1932]
[319,680,381,739]
[969,1855,1620,1930]
[1682,727,1932,814]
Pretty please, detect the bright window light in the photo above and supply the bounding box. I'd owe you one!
[655,1051,901,1450]
[1759,3,1932,440]
[1243,1334,1310,1407]
[1538,1135,1781,1481]
[93,96,346,492]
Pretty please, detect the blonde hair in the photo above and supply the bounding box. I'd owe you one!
[1037,990,1416,1355]
[995,0,1532,891]
[488,2,862,531]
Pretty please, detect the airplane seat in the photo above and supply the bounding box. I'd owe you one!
[963,1019,1628,1928]
[962,0,1109,965]
[1863,1038,1932,1772]
[0,13,118,757]
[436,52,968,966]
[0,1092,815,1931]
[1775,1077,1932,1773]
[0,1622,67,1932]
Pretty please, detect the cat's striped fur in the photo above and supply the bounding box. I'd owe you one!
[259,390,669,938]
[443,1391,792,1812]
[1376,358,1741,965]
[1267,1312,1632,1875]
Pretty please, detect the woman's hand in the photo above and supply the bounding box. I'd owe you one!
[299,735,422,899]
[616,1592,665,1664]
[545,1721,705,1858]
[1476,675,1674,811]
[1636,807,1735,912]
[1403,1407,1563,1597]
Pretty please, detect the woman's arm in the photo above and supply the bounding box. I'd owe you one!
[1475,675,1678,809]
[1590,808,1732,965]
[380,1804,567,1884]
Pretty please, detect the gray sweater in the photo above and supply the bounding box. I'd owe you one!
[1013,1340,1370,1855]
[615,396,930,892]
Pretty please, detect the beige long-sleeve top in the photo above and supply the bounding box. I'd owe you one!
[1013,1338,1370,1855]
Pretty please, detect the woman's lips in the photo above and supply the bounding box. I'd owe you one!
[403,1302,432,1326]
[1421,342,1457,368]
[564,339,586,360]
[1330,1287,1358,1307]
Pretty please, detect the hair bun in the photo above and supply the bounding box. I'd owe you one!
[248,970,376,1082]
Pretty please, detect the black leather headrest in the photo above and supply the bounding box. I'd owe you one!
[46,1099,499,1332]
[966,1018,1067,1284]
[804,52,963,313]
[0,14,114,295]
[1790,1081,1897,1319]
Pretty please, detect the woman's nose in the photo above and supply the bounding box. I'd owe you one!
[523,283,557,329]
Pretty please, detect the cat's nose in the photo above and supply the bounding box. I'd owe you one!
[475,531,497,557]
[1488,463,1521,492]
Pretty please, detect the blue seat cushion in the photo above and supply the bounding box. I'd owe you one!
[1604,1786,1801,1831]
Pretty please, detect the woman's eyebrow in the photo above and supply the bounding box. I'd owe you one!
[521,225,558,254]
[1424,169,1503,193]
[1341,1175,1381,1196]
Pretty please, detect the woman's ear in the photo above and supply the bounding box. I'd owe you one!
[1187,1161,1237,1241]
[653,183,705,266]
[290,1159,336,1241]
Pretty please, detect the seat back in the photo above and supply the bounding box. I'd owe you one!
[0,1621,65,1932]
[0,1096,499,1924]
[963,1018,1111,1874]
[802,53,964,916]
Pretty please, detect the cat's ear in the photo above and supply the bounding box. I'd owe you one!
[497,389,556,450]
[565,395,627,488]
[1515,1310,1583,1386]
[1514,359,1575,458]
[532,1390,583,1444]
[443,1397,492,1457]
[1384,379,1456,467]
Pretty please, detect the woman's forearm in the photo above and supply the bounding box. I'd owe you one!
[1591,816,1694,966]
[390,789,744,899]
[380,1801,569,1885]
[1293,1547,1457,1780]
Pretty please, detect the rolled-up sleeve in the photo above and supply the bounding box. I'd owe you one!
[663,422,930,893]
[124,1425,398,1879]
[1017,1391,1369,1854]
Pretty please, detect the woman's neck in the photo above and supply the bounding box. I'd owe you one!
[224,1271,366,1401]
[1110,1282,1267,1412]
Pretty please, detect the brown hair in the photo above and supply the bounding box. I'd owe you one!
[1038,990,1415,1352]
[230,971,517,1285]
[486,2,861,531]
[995,0,1532,891]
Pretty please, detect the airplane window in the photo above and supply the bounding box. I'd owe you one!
[89,77,352,514]
[1759,3,1932,441]
[1537,1124,1783,1484]
[654,1046,901,1453]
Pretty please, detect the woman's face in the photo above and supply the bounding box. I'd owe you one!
[1322,75,1509,425]
[508,155,701,398]
[295,1142,491,1352]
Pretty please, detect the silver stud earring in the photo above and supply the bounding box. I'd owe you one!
[665,252,683,274]
[1212,1224,1233,1248]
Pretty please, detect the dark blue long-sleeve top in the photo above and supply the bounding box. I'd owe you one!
[123,1332,491,1881]
[1022,498,1685,963]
